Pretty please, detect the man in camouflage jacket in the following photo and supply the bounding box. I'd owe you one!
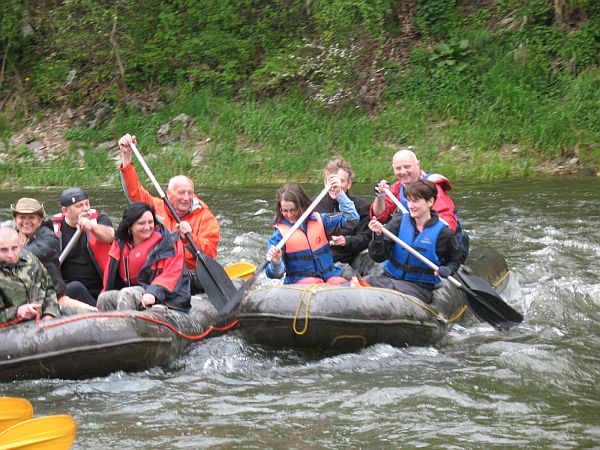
[0,227,60,324]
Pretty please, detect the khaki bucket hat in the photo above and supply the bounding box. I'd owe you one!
[10,197,46,218]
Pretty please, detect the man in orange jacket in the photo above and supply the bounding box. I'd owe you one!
[117,134,220,293]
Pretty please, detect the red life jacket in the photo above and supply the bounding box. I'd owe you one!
[52,209,111,276]
[118,232,162,285]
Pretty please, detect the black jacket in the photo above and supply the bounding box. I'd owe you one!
[314,192,372,264]
[24,222,67,297]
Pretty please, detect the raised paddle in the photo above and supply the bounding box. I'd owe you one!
[382,189,523,328]
[130,143,236,312]
[58,227,83,264]
[0,398,33,432]
[0,415,76,450]
[220,183,332,316]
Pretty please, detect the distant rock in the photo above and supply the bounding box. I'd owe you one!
[156,113,195,145]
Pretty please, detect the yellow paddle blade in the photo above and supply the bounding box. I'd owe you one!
[224,262,257,280]
[0,415,76,450]
[0,398,33,432]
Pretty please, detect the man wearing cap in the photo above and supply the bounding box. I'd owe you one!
[0,227,60,325]
[51,188,114,305]
[117,133,220,293]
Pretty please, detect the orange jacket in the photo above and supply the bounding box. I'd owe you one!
[120,163,220,269]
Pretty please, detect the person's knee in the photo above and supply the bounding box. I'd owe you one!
[97,292,117,311]
[65,281,97,306]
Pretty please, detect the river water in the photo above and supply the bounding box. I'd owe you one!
[0,178,598,449]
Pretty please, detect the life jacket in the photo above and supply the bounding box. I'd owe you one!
[103,225,191,311]
[118,232,162,286]
[398,173,451,225]
[384,213,446,286]
[275,214,339,284]
[52,209,111,277]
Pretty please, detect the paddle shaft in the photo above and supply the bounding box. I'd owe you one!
[129,141,237,311]
[220,183,332,316]
[383,187,409,214]
[130,143,203,258]
[273,183,332,254]
[381,187,463,286]
[58,227,83,265]
[379,226,462,288]
[383,185,522,327]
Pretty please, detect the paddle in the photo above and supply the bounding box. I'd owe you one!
[220,183,333,316]
[224,262,256,280]
[0,415,76,450]
[130,143,236,312]
[376,197,523,328]
[0,398,33,432]
[58,227,83,264]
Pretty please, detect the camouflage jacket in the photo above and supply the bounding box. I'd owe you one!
[0,249,60,324]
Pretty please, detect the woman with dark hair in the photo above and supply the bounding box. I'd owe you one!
[366,179,462,303]
[97,201,191,311]
[265,173,360,285]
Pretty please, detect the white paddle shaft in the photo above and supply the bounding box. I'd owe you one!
[273,184,331,253]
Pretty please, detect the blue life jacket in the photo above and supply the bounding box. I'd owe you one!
[384,213,446,285]
[275,214,340,284]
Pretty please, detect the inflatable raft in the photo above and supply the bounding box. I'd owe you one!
[0,296,231,382]
[237,248,511,351]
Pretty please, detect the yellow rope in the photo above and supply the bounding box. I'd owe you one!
[287,284,445,330]
[257,282,470,332]
[492,269,511,288]
[292,284,318,335]
[448,304,468,323]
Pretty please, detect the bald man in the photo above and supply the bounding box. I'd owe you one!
[117,134,220,292]
[372,149,469,263]
[0,227,60,324]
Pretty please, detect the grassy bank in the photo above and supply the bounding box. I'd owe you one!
[2,79,599,189]
[1,1,599,187]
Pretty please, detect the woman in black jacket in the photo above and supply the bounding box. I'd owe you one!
[11,197,97,311]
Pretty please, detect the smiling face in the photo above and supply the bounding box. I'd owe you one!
[407,196,435,222]
[167,176,195,215]
[63,199,91,226]
[392,150,421,184]
[14,213,43,238]
[130,211,155,245]
[280,200,300,223]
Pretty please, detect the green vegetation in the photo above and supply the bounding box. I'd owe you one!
[0,0,599,187]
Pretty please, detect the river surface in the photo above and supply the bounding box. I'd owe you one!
[0,178,599,449]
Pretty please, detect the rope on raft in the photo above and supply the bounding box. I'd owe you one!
[1,311,238,341]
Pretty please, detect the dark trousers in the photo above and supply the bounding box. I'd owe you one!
[188,271,205,295]
[362,274,434,304]
[65,281,98,307]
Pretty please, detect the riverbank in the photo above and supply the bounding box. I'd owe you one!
[2,90,598,190]
[2,3,599,188]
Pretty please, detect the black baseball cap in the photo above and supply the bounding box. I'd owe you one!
[60,188,89,207]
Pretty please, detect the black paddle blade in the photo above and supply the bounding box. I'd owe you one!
[195,252,237,313]
[220,260,268,317]
[455,272,523,329]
